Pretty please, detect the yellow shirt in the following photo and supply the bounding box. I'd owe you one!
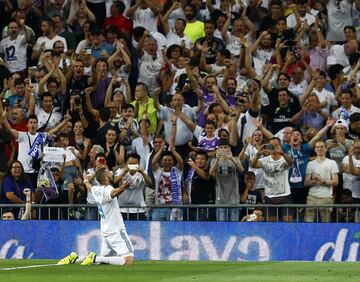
[184,21,205,43]
[130,97,157,134]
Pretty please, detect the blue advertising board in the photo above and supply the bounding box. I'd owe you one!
[0,221,359,261]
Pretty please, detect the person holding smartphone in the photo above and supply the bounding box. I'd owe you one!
[209,139,244,221]
[114,153,152,220]
[250,137,293,222]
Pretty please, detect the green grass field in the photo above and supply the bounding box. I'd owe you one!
[0,260,358,282]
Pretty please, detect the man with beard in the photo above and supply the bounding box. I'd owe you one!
[222,77,240,109]
[137,31,164,96]
[262,70,301,115]
[282,118,336,205]
[183,3,205,43]
[195,20,225,65]
[108,42,131,80]
[0,20,30,74]
[262,88,299,134]
[251,31,274,76]
[229,79,260,148]
[155,92,202,160]
[31,18,67,61]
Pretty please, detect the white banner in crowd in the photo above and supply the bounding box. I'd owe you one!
[43,147,65,163]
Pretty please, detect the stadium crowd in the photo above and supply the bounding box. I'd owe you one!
[0,0,360,223]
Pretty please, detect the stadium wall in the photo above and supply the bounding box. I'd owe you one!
[1,221,359,261]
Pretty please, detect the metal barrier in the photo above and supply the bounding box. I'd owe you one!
[1,204,360,222]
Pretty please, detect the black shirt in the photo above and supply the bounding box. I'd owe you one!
[190,171,215,204]
[194,37,225,65]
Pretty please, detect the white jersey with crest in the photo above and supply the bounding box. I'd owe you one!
[91,185,125,236]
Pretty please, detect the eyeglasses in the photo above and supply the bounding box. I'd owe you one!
[11,166,22,169]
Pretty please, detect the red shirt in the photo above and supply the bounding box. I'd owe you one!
[6,122,28,160]
[103,16,133,35]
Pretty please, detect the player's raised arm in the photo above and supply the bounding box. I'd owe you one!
[111,180,133,198]
[83,171,93,192]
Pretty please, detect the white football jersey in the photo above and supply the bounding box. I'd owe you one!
[0,35,27,72]
[91,185,125,236]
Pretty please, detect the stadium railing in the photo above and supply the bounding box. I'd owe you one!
[1,204,360,222]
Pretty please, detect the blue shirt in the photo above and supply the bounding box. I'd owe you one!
[91,42,115,60]
[283,143,312,189]
[8,94,23,108]
[2,176,34,203]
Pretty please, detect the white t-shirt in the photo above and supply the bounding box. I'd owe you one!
[286,13,316,29]
[166,30,192,49]
[327,44,349,67]
[132,7,158,32]
[332,105,360,120]
[313,88,337,114]
[288,80,308,98]
[35,106,63,130]
[114,168,146,213]
[33,35,68,52]
[342,155,360,199]
[131,136,153,170]
[225,34,242,56]
[0,35,27,72]
[245,144,265,189]
[253,49,274,76]
[237,111,258,144]
[167,7,185,30]
[138,51,163,95]
[17,131,48,173]
[259,155,291,198]
[306,158,339,198]
[91,185,125,236]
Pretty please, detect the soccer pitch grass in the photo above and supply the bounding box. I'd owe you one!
[0,260,358,282]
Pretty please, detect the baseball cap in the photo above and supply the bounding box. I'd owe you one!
[335,119,349,131]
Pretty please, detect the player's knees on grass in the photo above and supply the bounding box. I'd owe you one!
[124,256,134,266]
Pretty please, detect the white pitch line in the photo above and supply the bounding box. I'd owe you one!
[0,263,60,271]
